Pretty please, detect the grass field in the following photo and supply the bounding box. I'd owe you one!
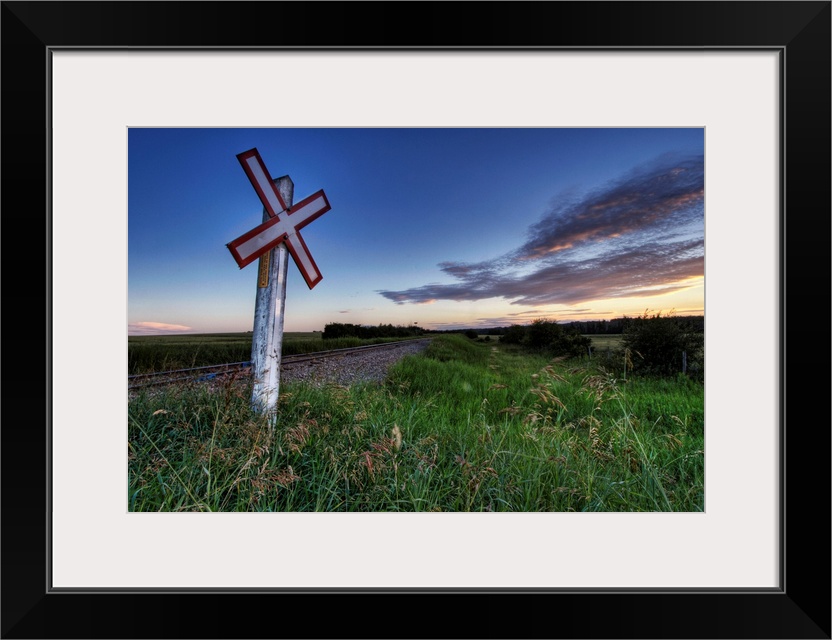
[128,334,704,512]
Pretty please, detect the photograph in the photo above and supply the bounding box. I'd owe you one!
[127,126,707,514]
[3,0,828,638]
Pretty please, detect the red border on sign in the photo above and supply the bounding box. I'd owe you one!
[286,189,332,231]
[236,148,287,218]
[285,232,324,289]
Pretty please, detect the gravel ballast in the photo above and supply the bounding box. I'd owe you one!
[280,339,432,387]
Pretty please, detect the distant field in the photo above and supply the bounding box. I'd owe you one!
[585,334,624,350]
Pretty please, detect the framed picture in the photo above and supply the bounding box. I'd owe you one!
[4,1,829,638]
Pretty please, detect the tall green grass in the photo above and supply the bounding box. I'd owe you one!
[128,334,703,511]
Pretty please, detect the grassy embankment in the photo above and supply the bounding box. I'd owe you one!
[128,334,704,512]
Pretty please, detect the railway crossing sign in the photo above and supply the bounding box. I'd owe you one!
[226,147,333,426]
[227,148,331,288]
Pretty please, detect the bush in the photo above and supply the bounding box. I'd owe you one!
[500,325,527,345]
[621,311,704,377]
[527,319,592,358]
[552,324,593,358]
[526,319,561,350]
[464,329,479,340]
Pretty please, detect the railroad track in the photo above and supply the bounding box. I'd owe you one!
[128,339,430,390]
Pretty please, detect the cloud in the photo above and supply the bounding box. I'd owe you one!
[379,153,704,307]
[518,154,704,260]
[339,310,351,314]
[506,309,592,317]
[129,321,192,335]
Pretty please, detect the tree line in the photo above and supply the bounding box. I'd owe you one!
[322,322,425,340]
[433,314,704,337]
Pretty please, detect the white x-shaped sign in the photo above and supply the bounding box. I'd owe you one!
[227,148,331,289]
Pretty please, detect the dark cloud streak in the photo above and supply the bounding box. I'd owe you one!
[378,153,704,308]
[518,153,703,259]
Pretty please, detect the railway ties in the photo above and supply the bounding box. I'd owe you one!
[127,361,252,390]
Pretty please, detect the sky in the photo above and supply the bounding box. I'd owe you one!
[128,128,704,335]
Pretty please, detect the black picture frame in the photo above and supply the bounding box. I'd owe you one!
[2,2,829,638]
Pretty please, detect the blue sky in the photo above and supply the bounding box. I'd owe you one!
[128,128,704,335]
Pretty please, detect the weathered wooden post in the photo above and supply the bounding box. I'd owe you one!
[226,148,332,432]
[250,176,293,423]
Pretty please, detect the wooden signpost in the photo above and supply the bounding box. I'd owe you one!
[227,148,332,428]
